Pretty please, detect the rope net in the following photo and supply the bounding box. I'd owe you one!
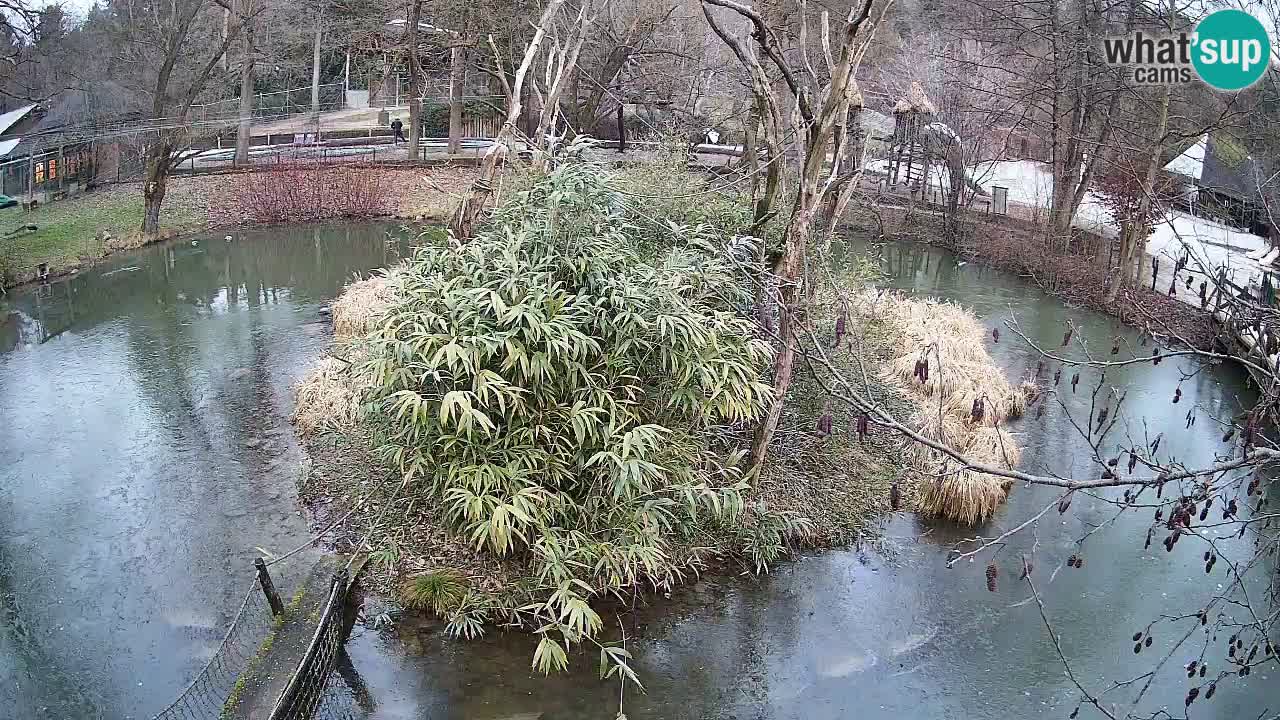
[151,577,278,720]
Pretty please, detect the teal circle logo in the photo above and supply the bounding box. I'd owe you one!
[1192,9,1271,91]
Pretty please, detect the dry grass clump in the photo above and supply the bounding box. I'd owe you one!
[293,357,368,434]
[296,267,407,434]
[914,408,969,450]
[881,294,1029,427]
[873,292,1028,525]
[916,471,1015,526]
[910,425,1021,525]
[331,267,404,340]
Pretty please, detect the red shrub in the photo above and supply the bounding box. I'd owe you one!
[225,162,403,225]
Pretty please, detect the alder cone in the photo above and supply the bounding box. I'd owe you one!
[985,563,998,592]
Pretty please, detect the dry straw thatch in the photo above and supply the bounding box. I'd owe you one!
[293,357,369,434]
[331,267,404,340]
[874,292,1030,525]
[295,270,404,434]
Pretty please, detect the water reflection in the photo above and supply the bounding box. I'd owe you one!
[339,237,1279,720]
[0,222,406,717]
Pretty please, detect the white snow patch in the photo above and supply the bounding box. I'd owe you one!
[964,159,1273,298]
[0,104,35,136]
[1163,134,1206,181]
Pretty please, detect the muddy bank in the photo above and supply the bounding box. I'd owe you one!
[1,166,475,291]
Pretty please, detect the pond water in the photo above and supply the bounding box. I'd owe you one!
[337,238,1279,720]
[0,223,406,718]
[0,227,1276,720]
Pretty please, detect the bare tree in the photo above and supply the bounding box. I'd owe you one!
[235,0,257,164]
[102,0,247,236]
[701,0,893,470]
[450,0,584,238]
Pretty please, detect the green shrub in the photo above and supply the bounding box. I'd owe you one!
[357,161,775,670]
[401,571,468,616]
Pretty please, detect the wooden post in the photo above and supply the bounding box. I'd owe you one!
[617,104,626,154]
[255,557,286,616]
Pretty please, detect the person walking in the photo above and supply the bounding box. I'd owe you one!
[391,117,406,145]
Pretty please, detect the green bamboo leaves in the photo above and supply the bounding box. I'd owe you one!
[359,162,782,669]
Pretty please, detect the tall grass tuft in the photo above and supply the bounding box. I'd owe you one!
[877,292,1029,525]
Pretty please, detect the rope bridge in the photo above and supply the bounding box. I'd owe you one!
[266,570,362,720]
[150,577,279,720]
[150,560,364,720]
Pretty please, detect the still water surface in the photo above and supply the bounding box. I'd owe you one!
[0,228,1276,719]
[0,223,404,718]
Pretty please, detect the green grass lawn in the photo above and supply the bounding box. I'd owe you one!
[0,185,205,286]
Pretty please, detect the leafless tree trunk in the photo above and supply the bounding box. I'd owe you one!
[702,0,892,470]
[450,0,566,239]
[235,0,255,165]
[1044,0,1134,248]
[406,0,423,161]
[143,140,172,234]
[310,8,322,116]
[448,43,465,154]
[615,103,625,152]
[1105,84,1170,304]
[136,0,245,238]
[531,4,593,161]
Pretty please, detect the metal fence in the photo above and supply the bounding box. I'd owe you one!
[151,561,367,720]
[263,568,355,717]
[191,84,346,123]
[151,577,279,720]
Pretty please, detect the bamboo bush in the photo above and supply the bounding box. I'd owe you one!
[355,162,784,670]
